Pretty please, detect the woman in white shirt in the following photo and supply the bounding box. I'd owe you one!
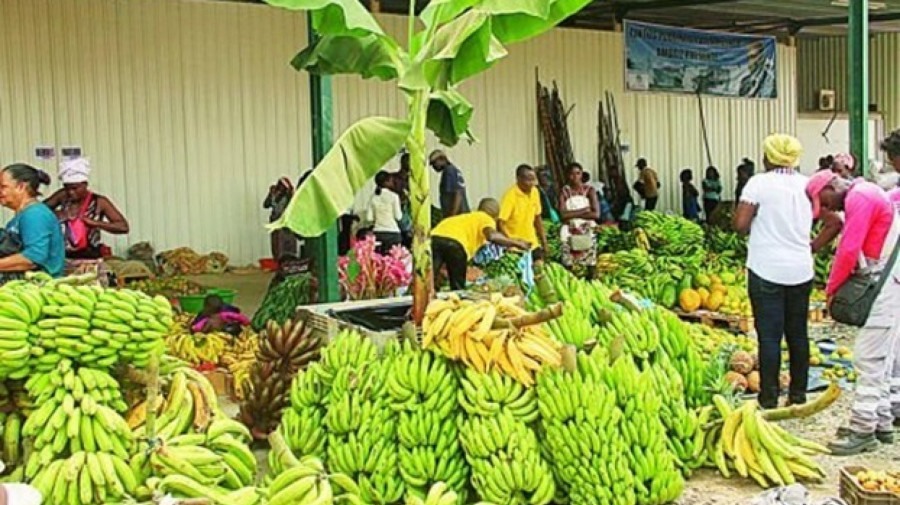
[367,171,403,254]
[733,134,813,410]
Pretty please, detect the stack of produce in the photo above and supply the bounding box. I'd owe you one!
[388,345,468,501]
[422,294,563,386]
[220,327,260,401]
[250,273,316,330]
[166,328,229,366]
[157,247,229,276]
[128,366,260,501]
[239,317,322,438]
[603,355,684,504]
[634,212,706,267]
[700,395,832,487]
[129,276,206,298]
[706,227,748,261]
[457,370,555,505]
[537,348,634,505]
[852,469,900,494]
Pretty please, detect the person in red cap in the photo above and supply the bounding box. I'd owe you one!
[807,169,900,455]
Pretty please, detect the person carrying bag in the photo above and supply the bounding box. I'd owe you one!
[807,170,900,455]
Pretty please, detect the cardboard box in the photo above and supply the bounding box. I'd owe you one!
[202,369,229,396]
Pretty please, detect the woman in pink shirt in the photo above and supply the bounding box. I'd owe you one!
[807,170,899,455]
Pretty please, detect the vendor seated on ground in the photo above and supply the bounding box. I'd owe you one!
[192,294,250,336]
[431,198,531,291]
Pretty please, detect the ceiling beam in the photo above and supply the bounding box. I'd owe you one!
[611,0,743,22]
[701,10,900,32]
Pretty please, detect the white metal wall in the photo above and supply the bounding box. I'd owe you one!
[797,34,900,133]
[0,1,797,263]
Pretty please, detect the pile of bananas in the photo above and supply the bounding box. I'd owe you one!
[595,225,636,253]
[537,348,635,505]
[700,396,829,488]
[706,227,748,258]
[458,370,555,505]
[0,411,25,481]
[594,306,662,361]
[544,299,599,348]
[606,355,684,505]
[634,212,706,262]
[422,294,563,386]
[166,330,229,365]
[650,358,704,476]
[239,317,322,437]
[0,277,172,378]
[655,309,711,409]
[20,362,137,504]
[407,482,468,505]
[389,346,468,501]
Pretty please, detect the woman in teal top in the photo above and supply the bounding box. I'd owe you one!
[701,166,723,221]
[0,164,65,279]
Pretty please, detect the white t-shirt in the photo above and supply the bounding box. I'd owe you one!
[367,190,402,233]
[741,170,814,285]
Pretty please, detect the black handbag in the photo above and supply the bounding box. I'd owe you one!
[0,229,22,258]
[830,238,900,327]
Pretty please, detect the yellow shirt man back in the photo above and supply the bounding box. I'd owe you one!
[499,164,548,255]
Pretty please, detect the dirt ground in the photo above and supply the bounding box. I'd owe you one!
[680,322,896,504]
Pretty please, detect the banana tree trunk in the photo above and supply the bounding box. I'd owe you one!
[407,90,433,324]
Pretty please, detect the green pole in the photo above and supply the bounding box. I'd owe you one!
[307,13,340,303]
[849,0,869,176]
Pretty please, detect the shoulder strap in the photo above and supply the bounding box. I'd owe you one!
[875,236,900,294]
[77,192,94,218]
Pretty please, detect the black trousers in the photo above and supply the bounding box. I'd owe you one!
[374,232,402,255]
[703,199,719,220]
[645,197,658,211]
[433,237,467,291]
[748,270,812,408]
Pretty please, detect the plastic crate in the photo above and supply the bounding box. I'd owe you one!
[840,466,900,505]
[208,288,236,305]
[178,294,206,314]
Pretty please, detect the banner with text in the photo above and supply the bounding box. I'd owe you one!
[624,20,777,99]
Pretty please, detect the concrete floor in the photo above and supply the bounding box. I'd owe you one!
[186,272,273,315]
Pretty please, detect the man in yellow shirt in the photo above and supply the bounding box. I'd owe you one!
[499,165,548,257]
[432,198,530,290]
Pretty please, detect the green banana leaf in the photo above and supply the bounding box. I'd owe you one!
[485,0,594,44]
[420,0,480,32]
[265,0,384,37]
[427,89,475,146]
[292,34,405,81]
[268,117,411,237]
[422,11,508,86]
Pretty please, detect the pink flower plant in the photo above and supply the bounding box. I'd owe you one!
[338,235,412,300]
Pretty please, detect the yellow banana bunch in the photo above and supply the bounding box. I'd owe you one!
[702,396,829,488]
[165,330,229,365]
[422,294,563,387]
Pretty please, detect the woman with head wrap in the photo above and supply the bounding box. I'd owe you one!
[733,134,814,410]
[832,152,857,179]
[44,158,129,259]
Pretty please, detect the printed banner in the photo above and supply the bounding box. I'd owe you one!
[624,20,777,99]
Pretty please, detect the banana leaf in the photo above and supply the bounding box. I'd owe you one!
[481,0,594,44]
[422,11,508,86]
[268,117,411,237]
[265,0,384,37]
[292,34,404,81]
[427,89,475,146]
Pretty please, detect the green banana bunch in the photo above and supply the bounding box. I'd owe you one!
[279,364,329,461]
[458,369,538,423]
[314,329,379,389]
[0,281,42,380]
[389,346,467,502]
[595,308,661,361]
[635,212,706,261]
[406,481,471,505]
[654,310,709,408]
[537,348,635,505]
[649,356,704,476]
[30,451,137,505]
[603,356,684,505]
[459,410,555,505]
[545,300,599,349]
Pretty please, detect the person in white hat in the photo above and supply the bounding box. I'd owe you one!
[44,158,129,260]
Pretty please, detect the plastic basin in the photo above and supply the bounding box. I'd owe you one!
[178,294,207,314]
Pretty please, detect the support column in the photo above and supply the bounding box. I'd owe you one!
[849,0,869,175]
[307,13,340,303]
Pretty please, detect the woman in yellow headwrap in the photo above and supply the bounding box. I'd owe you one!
[733,133,814,410]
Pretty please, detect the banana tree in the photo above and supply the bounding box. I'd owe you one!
[266,0,591,323]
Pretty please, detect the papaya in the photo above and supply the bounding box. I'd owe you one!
[694,273,711,288]
[705,290,725,311]
[720,272,737,285]
[678,288,701,312]
[697,287,710,306]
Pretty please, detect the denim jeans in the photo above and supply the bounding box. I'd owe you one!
[748,270,812,409]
